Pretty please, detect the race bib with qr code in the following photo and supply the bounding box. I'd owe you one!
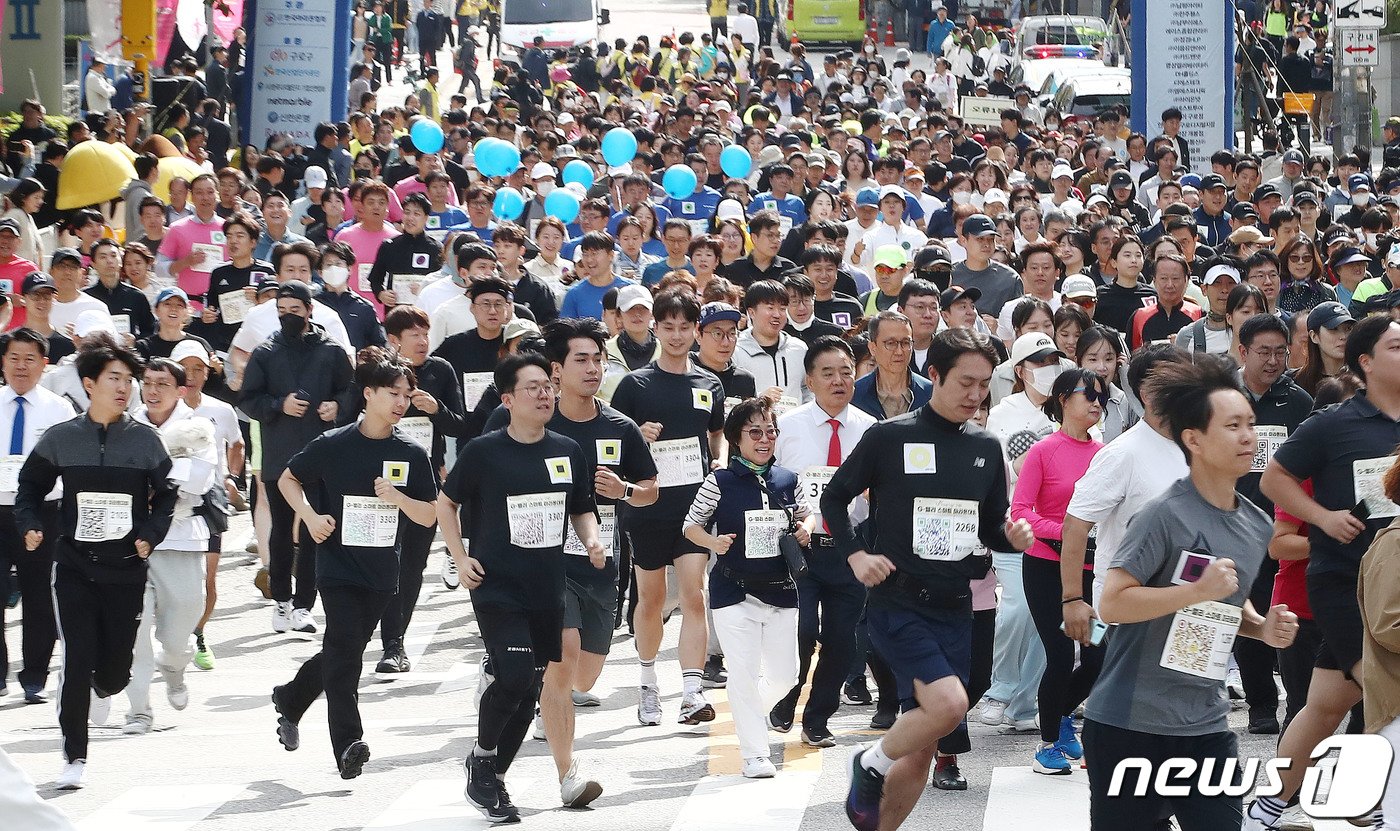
[744,509,787,558]
[1354,456,1400,519]
[506,492,568,549]
[1159,601,1242,680]
[564,504,616,557]
[75,492,134,542]
[1250,425,1287,473]
[340,495,399,547]
[650,437,704,488]
[911,497,979,560]
[398,416,433,452]
[462,372,493,411]
[799,466,837,523]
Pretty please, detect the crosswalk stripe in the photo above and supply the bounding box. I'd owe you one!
[75,784,248,831]
[668,772,819,831]
[361,778,534,829]
[982,766,1088,830]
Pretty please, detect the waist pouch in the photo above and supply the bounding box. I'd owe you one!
[717,563,795,591]
[886,571,972,611]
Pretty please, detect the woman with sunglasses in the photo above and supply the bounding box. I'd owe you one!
[682,397,811,780]
[1277,236,1336,315]
[1012,368,1107,775]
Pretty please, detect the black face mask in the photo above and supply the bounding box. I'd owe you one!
[279,313,306,339]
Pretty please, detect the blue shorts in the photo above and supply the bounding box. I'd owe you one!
[866,604,971,711]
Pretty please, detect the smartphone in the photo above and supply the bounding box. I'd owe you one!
[0,279,12,295]
[1062,619,1108,647]
[1352,501,1372,522]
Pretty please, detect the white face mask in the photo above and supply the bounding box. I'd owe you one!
[1366,232,1381,249]
[321,265,349,287]
[1028,364,1062,396]
[865,45,876,54]
[536,181,555,197]
[952,190,972,205]
[1046,119,1060,131]
[1354,192,1372,207]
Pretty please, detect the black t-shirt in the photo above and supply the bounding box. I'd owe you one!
[610,362,726,527]
[203,259,275,351]
[286,422,438,594]
[432,330,501,409]
[444,429,594,611]
[814,293,864,330]
[694,358,758,401]
[1094,280,1155,336]
[784,317,846,348]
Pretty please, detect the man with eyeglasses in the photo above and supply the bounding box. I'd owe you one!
[1232,314,1313,737]
[783,273,847,348]
[852,310,932,421]
[695,302,758,403]
[434,278,513,417]
[725,211,797,290]
[899,280,941,378]
[1244,250,1284,316]
[642,220,696,288]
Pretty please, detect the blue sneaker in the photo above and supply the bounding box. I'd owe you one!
[845,749,885,831]
[1033,743,1072,776]
[1056,715,1083,760]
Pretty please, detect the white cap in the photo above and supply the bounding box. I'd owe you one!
[74,310,117,339]
[1388,246,1400,268]
[716,200,745,222]
[303,166,328,189]
[617,284,653,312]
[1052,164,1074,180]
[608,163,633,177]
[170,338,213,366]
[558,112,575,125]
[983,188,1008,206]
[1010,332,1065,366]
[530,162,554,180]
[1203,263,1242,285]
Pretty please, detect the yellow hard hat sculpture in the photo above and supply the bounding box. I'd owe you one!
[56,141,138,210]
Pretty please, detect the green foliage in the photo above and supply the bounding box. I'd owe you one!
[0,111,74,139]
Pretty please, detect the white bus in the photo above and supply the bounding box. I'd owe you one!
[500,0,609,51]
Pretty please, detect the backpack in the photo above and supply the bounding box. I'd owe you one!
[970,54,986,76]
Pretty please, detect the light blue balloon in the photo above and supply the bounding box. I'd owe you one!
[720,145,752,179]
[476,138,522,179]
[544,188,581,223]
[561,159,595,189]
[409,119,445,154]
[493,187,525,220]
[601,127,638,167]
[661,165,698,200]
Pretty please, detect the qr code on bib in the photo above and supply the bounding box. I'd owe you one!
[1251,443,1269,472]
[1165,619,1213,675]
[513,513,546,547]
[915,517,952,558]
[78,508,104,540]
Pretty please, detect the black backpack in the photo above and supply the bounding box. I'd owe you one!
[970,54,986,76]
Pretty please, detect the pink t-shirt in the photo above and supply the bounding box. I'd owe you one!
[1011,429,1104,564]
[393,176,460,209]
[335,222,401,307]
[162,213,226,299]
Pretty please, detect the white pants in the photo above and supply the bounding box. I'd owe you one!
[985,551,1045,722]
[1382,715,1400,830]
[0,747,76,830]
[711,596,798,760]
[125,551,207,726]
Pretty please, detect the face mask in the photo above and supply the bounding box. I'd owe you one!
[278,313,306,339]
[1046,120,1060,131]
[321,265,349,287]
[1366,233,1381,249]
[1029,364,1062,396]
[1354,193,1371,207]
[952,190,972,205]
[865,45,876,54]
[354,168,373,179]
[536,181,555,197]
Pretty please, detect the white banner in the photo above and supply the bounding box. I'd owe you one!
[246,0,343,146]
[1133,0,1232,174]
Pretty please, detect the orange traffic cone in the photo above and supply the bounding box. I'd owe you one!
[867,19,877,42]
[791,31,800,50]
[884,21,895,47]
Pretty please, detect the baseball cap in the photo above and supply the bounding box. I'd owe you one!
[1253,183,1281,202]
[1010,332,1064,366]
[1200,173,1228,191]
[698,301,741,328]
[608,163,633,177]
[961,214,997,238]
[0,218,20,236]
[74,310,117,339]
[913,246,952,271]
[170,339,213,366]
[716,200,744,222]
[1282,149,1305,166]
[1052,164,1074,181]
[877,183,906,203]
[255,274,280,295]
[1330,246,1372,269]
[530,162,554,180]
[303,166,328,189]
[1085,193,1110,209]
[1202,263,1241,285]
[155,286,190,306]
[1061,274,1098,300]
[50,247,82,268]
[617,284,653,312]
[939,285,981,308]
[983,188,1009,208]
[873,245,909,270]
[1109,171,1133,190]
[855,186,882,208]
[1388,245,1400,268]
[1386,116,1400,130]
[1228,226,1273,246]
[275,281,313,305]
[1293,190,1319,206]
[1350,173,1372,192]
[21,272,55,295]
[1230,202,1259,220]
[1307,301,1354,332]
[502,317,540,342]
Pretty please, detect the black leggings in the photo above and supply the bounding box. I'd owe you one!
[1024,555,1103,744]
[474,604,560,774]
[937,607,995,756]
[379,519,436,651]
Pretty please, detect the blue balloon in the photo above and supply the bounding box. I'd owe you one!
[661,165,698,200]
[544,188,581,223]
[409,119,445,154]
[561,159,595,189]
[493,187,525,220]
[601,127,638,167]
[476,138,521,179]
[720,145,752,179]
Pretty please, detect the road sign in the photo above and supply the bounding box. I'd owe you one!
[1334,0,1387,28]
[1340,27,1381,66]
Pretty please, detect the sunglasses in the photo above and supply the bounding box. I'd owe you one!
[1073,385,1109,407]
[744,427,780,441]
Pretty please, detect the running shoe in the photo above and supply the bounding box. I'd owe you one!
[375,648,410,680]
[932,757,967,790]
[845,748,885,831]
[531,707,546,741]
[89,692,112,727]
[842,676,873,706]
[802,727,837,748]
[1000,716,1040,734]
[165,671,189,711]
[977,698,1008,725]
[702,654,727,689]
[678,691,715,725]
[560,762,602,808]
[55,760,85,790]
[122,719,150,735]
[271,601,291,633]
[193,633,215,671]
[495,777,522,824]
[290,608,317,636]
[742,756,777,778]
[338,740,370,780]
[1033,743,1072,775]
[1056,715,1082,760]
[442,555,461,590]
[637,685,662,726]
[571,689,600,707]
[272,685,300,751]
[464,754,517,823]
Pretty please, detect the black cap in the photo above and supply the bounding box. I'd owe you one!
[1230,202,1259,220]
[0,218,20,236]
[939,285,982,307]
[1199,173,1227,191]
[913,246,952,271]
[50,247,82,268]
[961,214,997,238]
[21,272,55,294]
[1307,301,1354,331]
[1293,190,1319,206]
[275,280,314,305]
[1253,183,1281,202]
[1109,171,1133,190]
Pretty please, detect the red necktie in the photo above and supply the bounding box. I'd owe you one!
[823,418,841,534]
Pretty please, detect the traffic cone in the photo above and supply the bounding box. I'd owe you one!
[867,19,877,42]
[884,21,895,47]
[791,31,799,50]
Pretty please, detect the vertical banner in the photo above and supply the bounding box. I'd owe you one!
[1131,0,1234,173]
[0,0,65,111]
[242,0,350,147]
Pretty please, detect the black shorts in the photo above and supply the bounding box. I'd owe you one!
[563,576,616,656]
[628,524,706,572]
[208,532,222,556]
[1084,719,1243,831]
[1307,570,1363,677]
[475,603,564,667]
[866,604,971,711]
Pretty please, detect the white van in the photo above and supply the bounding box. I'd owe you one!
[500,0,610,51]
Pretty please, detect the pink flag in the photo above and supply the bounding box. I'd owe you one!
[213,0,243,44]
[156,0,178,66]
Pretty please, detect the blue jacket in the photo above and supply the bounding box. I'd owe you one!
[927,18,956,55]
[852,370,933,421]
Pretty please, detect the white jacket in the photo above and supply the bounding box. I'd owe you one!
[733,328,809,402]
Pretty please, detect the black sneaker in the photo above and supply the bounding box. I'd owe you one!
[768,702,795,733]
[842,677,873,706]
[271,685,300,751]
[702,654,728,689]
[931,760,967,790]
[375,644,411,680]
[1247,712,1281,735]
[802,726,836,748]
[495,778,522,824]
[465,754,517,823]
[338,740,370,780]
[869,709,896,730]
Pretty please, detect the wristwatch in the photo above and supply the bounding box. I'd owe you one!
[623,483,637,503]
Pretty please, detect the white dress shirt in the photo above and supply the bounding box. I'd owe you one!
[229,298,353,356]
[776,401,876,530]
[0,383,76,505]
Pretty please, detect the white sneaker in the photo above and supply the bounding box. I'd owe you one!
[637,685,662,726]
[571,689,600,707]
[272,601,292,633]
[55,760,85,790]
[474,655,494,713]
[742,756,777,779]
[999,716,1040,734]
[532,708,546,741]
[121,719,150,735]
[678,691,715,725]
[89,693,112,726]
[167,681,189,711]
[441,555,460,590]
[977,698,1007,726]
[290,608,317,637]
[560,762,602,808]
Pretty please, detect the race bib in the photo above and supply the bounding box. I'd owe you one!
[399,416,433,451]
[340,495,399,547]
[903,443,937,474]
[110,314,131,336]
[744,509,787,558]
[723,396,742,417]
[778,214,793,238]
[393,273,431,304]
[506,492,567,549]
[358,263,374,294]
[1354,456,1400,519]
[1159,600,1242,680]
[462,372,493,411]
[0,455,22,492]
[650,436,704,488]
[564,504,615,557]
[771,395,800,417]
[219,289,253,324]
[190,243,224,272]
[911,497,979,561]
[1251,425,1287,473]
[799,465,837,524]
[75,492,134,542]
[688,218,710,236]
